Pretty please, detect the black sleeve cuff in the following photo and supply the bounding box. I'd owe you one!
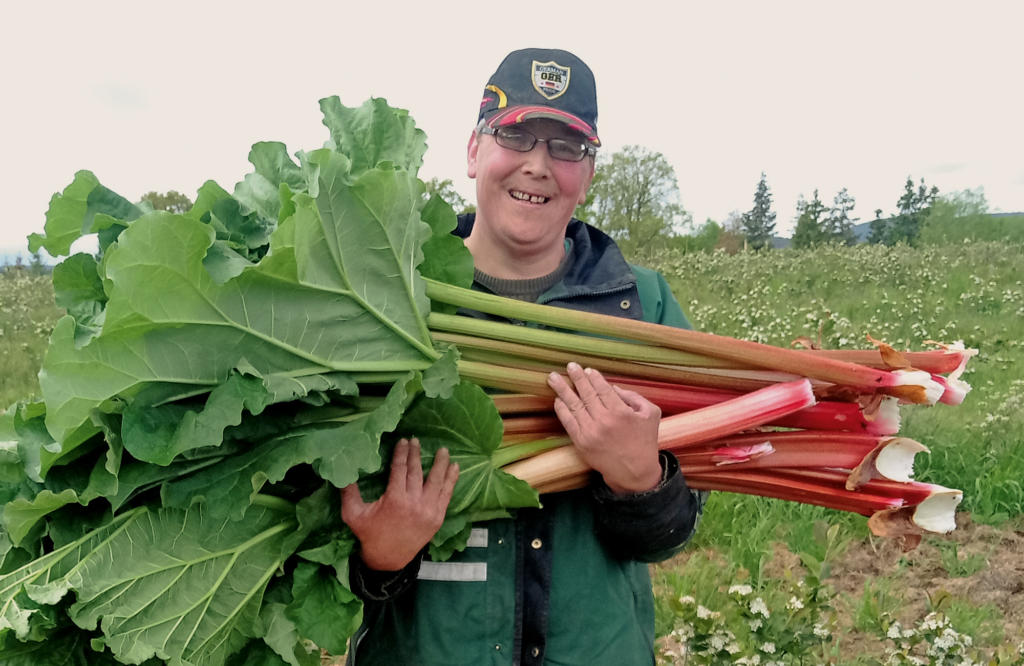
[591,451,700,561]
[349,548,424,602]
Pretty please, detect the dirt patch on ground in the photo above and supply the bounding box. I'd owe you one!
[654,514,1024,662]
[828,514,1024,656]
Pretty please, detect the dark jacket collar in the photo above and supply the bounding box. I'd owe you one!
[454,213,637,297]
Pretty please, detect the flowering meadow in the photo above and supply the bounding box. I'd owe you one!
[649,240,1023,664]
[0,268,58,408]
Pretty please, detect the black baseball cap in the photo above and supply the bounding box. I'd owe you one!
[478,48,600,146]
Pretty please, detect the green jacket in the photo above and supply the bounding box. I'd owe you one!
[348,217,703,666]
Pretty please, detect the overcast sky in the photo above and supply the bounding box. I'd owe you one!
[3,1,1022,255]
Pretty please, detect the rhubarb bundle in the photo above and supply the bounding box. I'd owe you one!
[0,98,970,665]
[425,279,971,545]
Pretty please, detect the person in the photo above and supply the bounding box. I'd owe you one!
[341,48,705,665]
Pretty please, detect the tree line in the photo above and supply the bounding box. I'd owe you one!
[140,154,1018,265]
[420,148,980,258]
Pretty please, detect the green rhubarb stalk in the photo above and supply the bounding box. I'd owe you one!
[435,331,770,392]
[426,279,944,404]
[492,436,571,469]
[429,312,735,367]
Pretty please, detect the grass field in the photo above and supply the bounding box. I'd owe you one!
[2,240,1022,664]
[649,240,1023,664]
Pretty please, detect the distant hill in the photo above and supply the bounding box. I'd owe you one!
[1,247,53,267]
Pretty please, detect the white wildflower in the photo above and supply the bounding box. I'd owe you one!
[726,642,741,655]
[813,623,830,639]
[785,596,804,611]
[749,597,770,618]
[887,622,903,640]
[748,618,763,631]
[710,634,726,651]
[679,595,696,605]
[696,605,715,620]
[760,641,776,654]
[728,584,753,596]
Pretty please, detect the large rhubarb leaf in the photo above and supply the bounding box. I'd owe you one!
[67,502,301,666]
[41,155,440,442]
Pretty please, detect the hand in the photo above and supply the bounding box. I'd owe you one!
[341,438,459,571]
[547,363,662,495]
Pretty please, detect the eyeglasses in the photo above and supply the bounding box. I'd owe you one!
[479,126,597,162]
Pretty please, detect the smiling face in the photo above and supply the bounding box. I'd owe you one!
[466,118,595,277]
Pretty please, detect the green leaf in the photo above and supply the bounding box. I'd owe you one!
[120,372,274,465]
[188,180,233,221]
[234,141,305,225]
[66,503,301,666]
[319,97,426,175]
[0,625,137,665]
[0,508,142,639]
[419,193,474,291]
[398,381,539,516]
[160,370,428,518]
[252,603,320,666]
[2,489,79,547]
[41,161,441,442]
[28,171,142,258]
[107,448,234,512]
[204,240,257,284]
[50,253,106,347]
[285,562,361,656]
[208,196,275,253]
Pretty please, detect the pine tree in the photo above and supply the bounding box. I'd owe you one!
[869,179,938,245]
[791,190,827,249]
[890,177,938,245]
[826,187,858,245]
[741,172,776,250]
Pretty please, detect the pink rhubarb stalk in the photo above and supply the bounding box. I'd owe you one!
[502,379,816,489]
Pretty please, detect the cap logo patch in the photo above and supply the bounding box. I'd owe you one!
[531,60,570,100]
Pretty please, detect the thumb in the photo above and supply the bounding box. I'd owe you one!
[340,483,367,522]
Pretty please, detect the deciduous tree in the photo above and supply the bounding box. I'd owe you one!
[423,177,473,215]
[576,145,690,259]
[140,190,193,214]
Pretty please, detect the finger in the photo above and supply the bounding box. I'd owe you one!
[565,362,601,411]
[406,437,425,491]
[438,462,460,510]
[547,371,587,418]
[340,483,366,522]
[387,439,411,495]
[552,397,584,442]
[422,447,452,500]
[583,367,622,409]
[613,385,661,418]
